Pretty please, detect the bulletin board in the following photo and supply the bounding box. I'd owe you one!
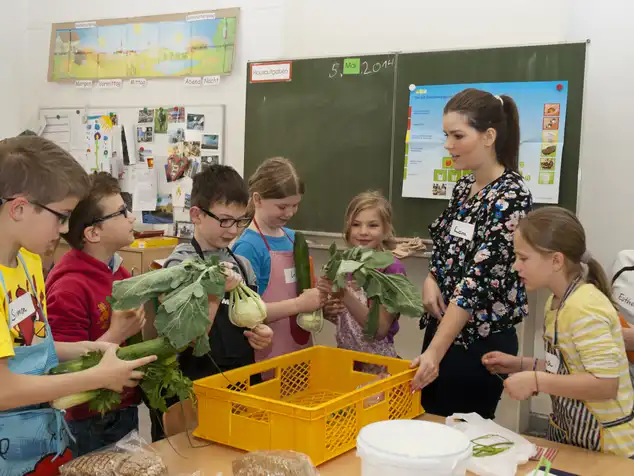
[39,104,225,236]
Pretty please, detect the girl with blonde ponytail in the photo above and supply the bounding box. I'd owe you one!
[483,206,634,457]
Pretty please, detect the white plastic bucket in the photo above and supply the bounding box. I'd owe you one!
[357,419,472,476]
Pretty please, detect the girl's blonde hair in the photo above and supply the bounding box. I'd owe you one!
[518,206,615,307]
[246,157,304,216]
[344,191,396,250]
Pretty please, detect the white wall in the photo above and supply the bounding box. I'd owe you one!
[568,0,634,269]
[283,0,570,57]
[0,3,28,138]
[22,0,286,175]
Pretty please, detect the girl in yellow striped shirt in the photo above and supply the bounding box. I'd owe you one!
[483,206,634,458]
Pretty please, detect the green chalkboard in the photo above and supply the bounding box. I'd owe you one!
[243,44,586,238]
[244,54,396,233]
[391,43,587,237]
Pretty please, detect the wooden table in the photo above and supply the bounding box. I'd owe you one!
[152,415,634,475]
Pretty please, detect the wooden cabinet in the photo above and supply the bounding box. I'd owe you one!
[52,241,175,275]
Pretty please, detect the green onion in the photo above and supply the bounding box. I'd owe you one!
[471,434,514,457]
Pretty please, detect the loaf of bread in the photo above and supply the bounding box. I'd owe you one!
[60,450,168,476]
[232,450,318,476]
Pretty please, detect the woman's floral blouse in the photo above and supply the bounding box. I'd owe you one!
[421,169,533,347]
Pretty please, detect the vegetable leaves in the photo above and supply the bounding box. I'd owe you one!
[110,256,226,356]
[324,246,424,338]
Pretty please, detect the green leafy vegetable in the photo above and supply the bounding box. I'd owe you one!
[50,338,193,414]
[323,244,424,338]
[110,256,226,357]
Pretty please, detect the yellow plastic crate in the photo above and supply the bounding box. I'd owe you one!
[193,346,424,466]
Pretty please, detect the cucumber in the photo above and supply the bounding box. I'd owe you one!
[294,231,312,294]
[49,337,178,375]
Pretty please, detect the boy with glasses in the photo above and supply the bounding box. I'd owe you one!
[46,172,146,455]
[146,164,275,441]
[0,138,155,475]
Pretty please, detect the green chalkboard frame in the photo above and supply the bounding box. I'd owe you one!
[244,43,586,238]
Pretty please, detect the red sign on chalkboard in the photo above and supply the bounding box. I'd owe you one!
[250,62,293,83]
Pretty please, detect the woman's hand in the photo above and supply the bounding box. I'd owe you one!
[482,351,523,375]
[422,275,446,320]
[409,350,441,391]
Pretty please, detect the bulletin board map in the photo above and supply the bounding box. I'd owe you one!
[48,8,239,81]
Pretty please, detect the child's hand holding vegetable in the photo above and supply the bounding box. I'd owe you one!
[221,262,243,292]
[295,288,325,314]
[106,307,146,344]
[244,324,274,350]
[324,296,346,318]
[94,346,158,393]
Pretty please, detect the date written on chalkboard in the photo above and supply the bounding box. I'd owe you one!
[329,57,395,79]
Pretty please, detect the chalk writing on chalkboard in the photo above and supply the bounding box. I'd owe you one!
[329,57,395,79]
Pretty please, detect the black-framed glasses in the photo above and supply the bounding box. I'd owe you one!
[0,197,71,225]
[199,207,252,228]
[89,205,130,226]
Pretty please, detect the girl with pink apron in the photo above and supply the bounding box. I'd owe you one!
[252,219,312,364]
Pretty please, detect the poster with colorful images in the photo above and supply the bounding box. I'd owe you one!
[402,81,569,203]
[85,114,116,173]
[49,8,239,81]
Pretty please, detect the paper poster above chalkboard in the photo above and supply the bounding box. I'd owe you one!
[48,8,239,82]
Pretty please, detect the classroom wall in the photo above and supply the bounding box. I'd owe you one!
[0,3,28,139]
[568,0,634,268]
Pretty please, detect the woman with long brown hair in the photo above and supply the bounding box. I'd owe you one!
[410,88,533,420]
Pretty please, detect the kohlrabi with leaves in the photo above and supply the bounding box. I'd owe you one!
[108,255,227,356]
[323,244,424,338]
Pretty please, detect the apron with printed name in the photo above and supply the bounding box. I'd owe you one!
[0,253,73,476]
[546,277,634,452]
[252,219,312,368]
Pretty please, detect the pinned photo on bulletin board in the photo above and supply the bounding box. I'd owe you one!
[137,125,154,143]
[183,141,201,157]
[201,134,219,150]
[187,113,205,131]
[168,126,185,144]
[175,221,194,239]
[201,155,220,170]
[138,108,155,124]
[154,107,168,134]
[142,195,173,224]
[168,107,185,123]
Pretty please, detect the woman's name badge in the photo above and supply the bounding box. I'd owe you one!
[545,351,560,374]
[450,220,475,241]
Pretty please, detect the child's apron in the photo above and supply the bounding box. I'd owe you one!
[252,220,312,370]
[545,277,634,452]
[0,253,73,476]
